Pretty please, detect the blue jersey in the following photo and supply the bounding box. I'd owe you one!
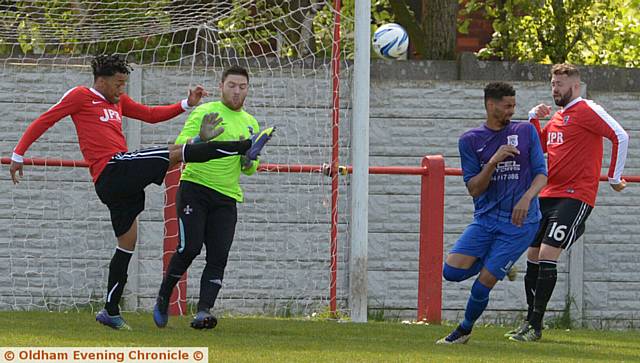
[459,121,547,224]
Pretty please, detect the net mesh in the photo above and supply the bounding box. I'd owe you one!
[0,0,352,317]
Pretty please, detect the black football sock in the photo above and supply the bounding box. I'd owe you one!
[524,260,540,322]
[104,247,133,316]
[529,260,557,331]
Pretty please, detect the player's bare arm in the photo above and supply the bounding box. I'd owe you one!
[511,174,547,227]
[187,85,209,107]
[466,145,520,198]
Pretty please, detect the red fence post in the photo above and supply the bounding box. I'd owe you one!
[417,155,444,324]
[163,165,187,316]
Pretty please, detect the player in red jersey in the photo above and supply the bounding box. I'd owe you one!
[8,55,264,330]
[508,64,629,342]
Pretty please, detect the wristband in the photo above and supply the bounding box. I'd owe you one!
[11,152,24,163]
[181,99,192,111]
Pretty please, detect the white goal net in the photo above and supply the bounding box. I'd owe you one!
[0,0,353,317]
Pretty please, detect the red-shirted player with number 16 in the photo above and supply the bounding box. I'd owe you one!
[507,64,629,342]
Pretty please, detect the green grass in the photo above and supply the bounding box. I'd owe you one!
[0,312,639,362]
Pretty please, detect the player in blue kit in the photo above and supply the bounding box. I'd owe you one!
[436,82,548,344]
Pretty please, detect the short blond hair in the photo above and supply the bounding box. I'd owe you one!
[551,64,580,79]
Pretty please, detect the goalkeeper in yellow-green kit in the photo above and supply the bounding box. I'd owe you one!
[153,65,274,329]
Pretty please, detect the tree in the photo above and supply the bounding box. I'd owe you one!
[389,0,458,60]
[421,0,458,59]
[0,0,462,62]
[459,0,640,67]
[0,0,174,59]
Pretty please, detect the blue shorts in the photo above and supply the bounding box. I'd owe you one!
[449,216,539,280]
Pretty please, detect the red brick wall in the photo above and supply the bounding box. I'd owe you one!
[457,13,493,52]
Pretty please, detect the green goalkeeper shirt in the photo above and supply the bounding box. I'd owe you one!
[175,101,260,202]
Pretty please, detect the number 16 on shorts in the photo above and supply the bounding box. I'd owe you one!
[547,222,567,242]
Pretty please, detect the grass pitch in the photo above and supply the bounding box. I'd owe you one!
[0,312,639,362]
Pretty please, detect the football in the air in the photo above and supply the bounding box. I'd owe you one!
[372,23,409,59]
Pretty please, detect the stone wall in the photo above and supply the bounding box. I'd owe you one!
[1,57,638,328]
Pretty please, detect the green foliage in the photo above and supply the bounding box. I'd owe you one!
[215,0,285,57]
[459,0,640,67]
[214,0,396,59]
[0,0,179,61]
[547,295,575,330]
[367,307,386,321]
[305,305,350,321]
[0,1,398,61]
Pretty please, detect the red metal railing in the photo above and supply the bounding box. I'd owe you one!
[326,156,445,323]
[1,156,445,321]
[1,157,89,167]
[5,156,640,323]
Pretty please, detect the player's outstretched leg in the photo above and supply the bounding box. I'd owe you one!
[96,309,131,331]
[245,127,275,160]
[190,310,218,330]
[180,139,252,163]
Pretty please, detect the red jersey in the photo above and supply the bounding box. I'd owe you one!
[530,97,629,207]
[14,87,186,182]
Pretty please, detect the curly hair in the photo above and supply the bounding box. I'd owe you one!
[91,54,133,79]
[484,82,515,105]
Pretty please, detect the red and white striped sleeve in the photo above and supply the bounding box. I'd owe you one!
[585,100,629,184]
[13,87,82,162]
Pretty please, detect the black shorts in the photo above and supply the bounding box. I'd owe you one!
[175,181,237,278]
[94,147,171,237]
[531,197,593,250]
